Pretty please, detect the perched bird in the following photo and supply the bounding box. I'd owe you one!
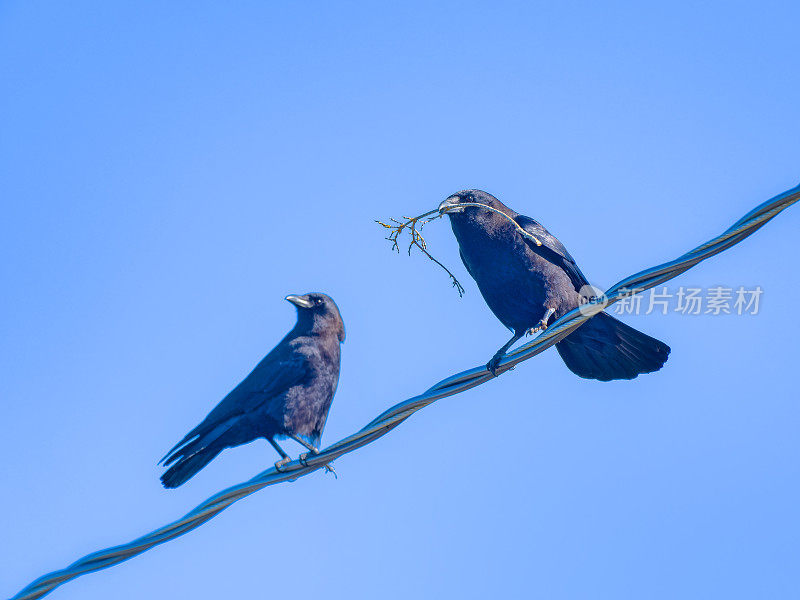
[439,190,670,380]
[159,292,345,488]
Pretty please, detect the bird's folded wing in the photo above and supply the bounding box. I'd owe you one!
[160,351,310,463]
[513,214,589,291]
[209,352,310,419]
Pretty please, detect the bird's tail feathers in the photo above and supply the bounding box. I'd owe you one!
[160,446,224,488]
[158,429,201,466]
[555,312,670,381]
[159,416,238,488]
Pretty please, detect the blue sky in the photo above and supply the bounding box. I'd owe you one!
[1,2,799,598]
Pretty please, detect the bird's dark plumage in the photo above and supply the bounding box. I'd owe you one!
[160,292,345,488]
[439,190,670,381]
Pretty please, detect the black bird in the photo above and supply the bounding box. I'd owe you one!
[439,190,670,380]
[160,292,345,488]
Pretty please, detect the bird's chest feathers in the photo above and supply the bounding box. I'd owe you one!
[290,342,339,397]
[453,219,553,329]
[459,220,546,284]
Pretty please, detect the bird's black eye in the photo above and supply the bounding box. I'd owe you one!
[314,297,323,305]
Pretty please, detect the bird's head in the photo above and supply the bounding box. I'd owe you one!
[286,292,346,342]
[438,189,509,219]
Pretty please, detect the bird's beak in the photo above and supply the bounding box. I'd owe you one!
[438,197,463,214]
[285,295,313,308]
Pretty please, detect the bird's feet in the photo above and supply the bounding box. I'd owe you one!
[527,319,548,336]
[274,456,291,472]
[487,353,504,377]
[299,448,338,478]
[298,449,316,466]
[528,308,556,335]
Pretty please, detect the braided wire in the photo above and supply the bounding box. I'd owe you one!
[10,183,799,600]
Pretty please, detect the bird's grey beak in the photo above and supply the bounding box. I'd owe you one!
[438,197,463,214]
[285,295,313,309]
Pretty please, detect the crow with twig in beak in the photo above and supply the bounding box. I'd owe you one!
[439,190,670,380]
[160,293,345,487]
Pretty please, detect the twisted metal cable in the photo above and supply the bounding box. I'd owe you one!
[10,183,799,600]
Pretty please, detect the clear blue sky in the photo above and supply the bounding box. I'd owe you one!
[2,2,798,599]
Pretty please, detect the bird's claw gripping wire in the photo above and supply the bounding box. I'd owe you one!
[486,354,515,377]
[274,457,291,472]
[486,354,503,377]
[488,308,557,375]
[298,448,338,478]
[527,308,556,336]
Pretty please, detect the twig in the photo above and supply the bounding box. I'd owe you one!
[454,202,543,246]
[376,209,466,297]
[376,201,543,297]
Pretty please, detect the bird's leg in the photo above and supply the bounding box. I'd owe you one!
[528,307,556,335]
[268,438,292,472]
[288,433,317,454]
[487,331,524,376]
[289,434,338,478]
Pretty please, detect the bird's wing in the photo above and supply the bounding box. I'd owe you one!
[160,350,310,464]
[513,214,589,292]
[207,351,310,423]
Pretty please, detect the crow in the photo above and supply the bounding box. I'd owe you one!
[160,292,345,488]
[439,190,670,380]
